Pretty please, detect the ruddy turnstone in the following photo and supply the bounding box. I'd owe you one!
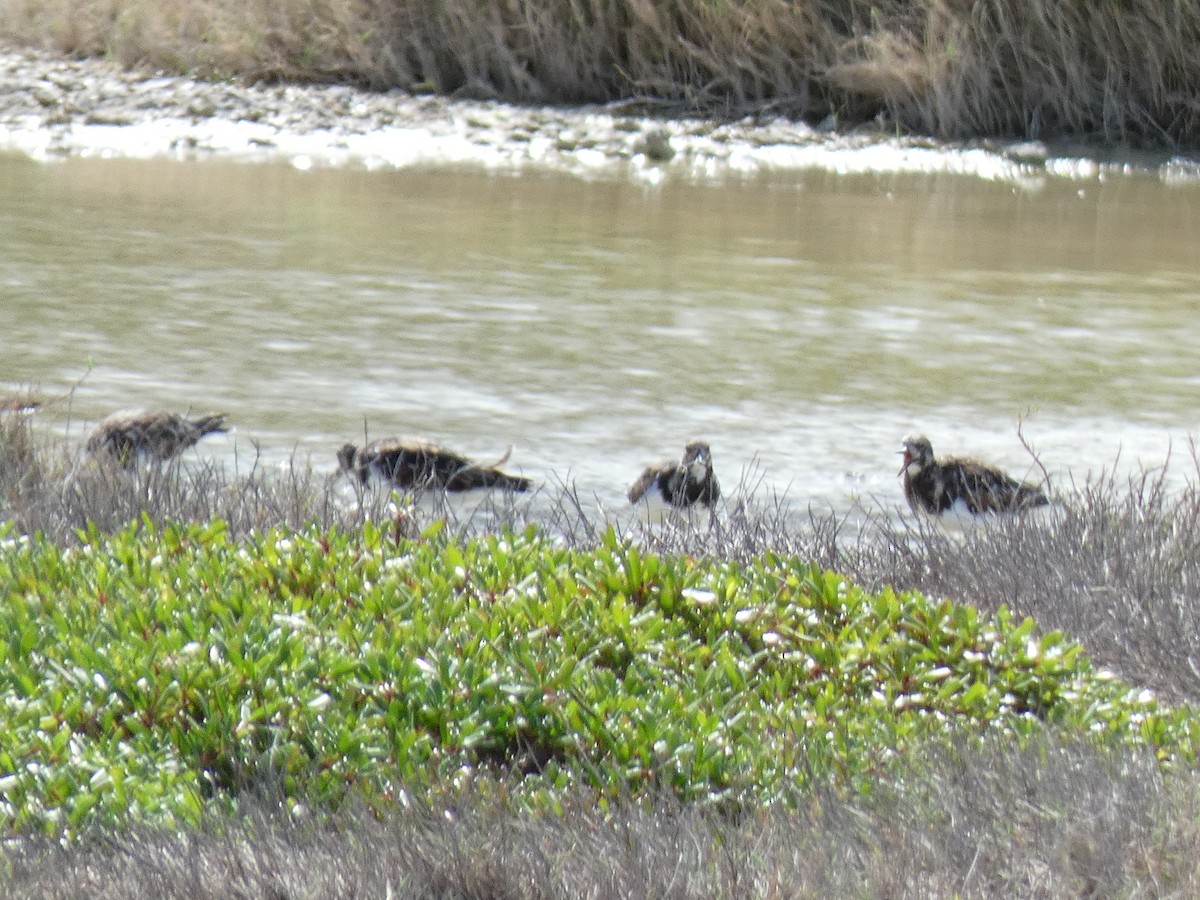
[899,433,1048,517]
[628,440,721,510]
[337,438,531,492]
[87,409,228,468]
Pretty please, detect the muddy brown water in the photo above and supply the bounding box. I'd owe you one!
[4,150,1200,520]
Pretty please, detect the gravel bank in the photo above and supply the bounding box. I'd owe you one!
[0,46,1193,185]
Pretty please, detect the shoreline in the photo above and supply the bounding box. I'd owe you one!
[3,46,1198,187]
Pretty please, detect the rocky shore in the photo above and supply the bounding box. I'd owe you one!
[2,45,1128,185]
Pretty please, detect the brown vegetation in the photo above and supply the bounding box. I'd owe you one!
[8,736,1200,898]
[2,0,1200,145]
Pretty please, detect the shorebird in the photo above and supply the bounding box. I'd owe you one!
[337,438,531,493]
[87,409,228,468]
[628,440,721,512]
[898,433,1048,518]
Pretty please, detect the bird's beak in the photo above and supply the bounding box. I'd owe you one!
[897,448,910,476]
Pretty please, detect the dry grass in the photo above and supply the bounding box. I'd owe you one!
[3,0,1200,144]
[5,735,1198,898]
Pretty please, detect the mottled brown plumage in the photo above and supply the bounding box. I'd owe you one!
[337,438,531,492]
[899,433,1048,516]
[628,440,720,510]
[87,409,228,468]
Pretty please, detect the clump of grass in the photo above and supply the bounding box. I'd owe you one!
[3,0,1200,144]
[5,735,1199,898]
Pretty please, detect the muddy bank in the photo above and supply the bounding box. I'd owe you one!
[6,47,1197,186]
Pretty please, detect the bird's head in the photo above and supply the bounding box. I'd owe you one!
[681,440,713,478]
[898,433,934,477]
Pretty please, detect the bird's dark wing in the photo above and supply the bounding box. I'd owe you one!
[445,465,531,492]
[628,465,666,503]
[949,460,1047,513]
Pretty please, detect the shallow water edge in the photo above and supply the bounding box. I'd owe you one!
[3,47,1200,187]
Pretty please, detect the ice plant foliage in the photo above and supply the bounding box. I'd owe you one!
[0,517,1194,836]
